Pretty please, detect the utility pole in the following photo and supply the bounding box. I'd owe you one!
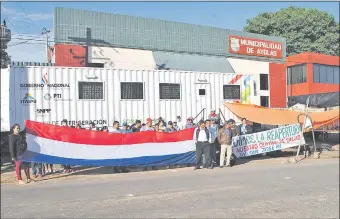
[41,27,51,63]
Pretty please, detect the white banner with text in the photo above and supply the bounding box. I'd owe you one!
[232,124,306,158]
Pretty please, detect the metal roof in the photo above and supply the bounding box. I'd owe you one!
[54,7,286,62]
[153,51,235,73]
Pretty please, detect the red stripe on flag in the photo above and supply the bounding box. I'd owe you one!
[25,120,195,146]
[228,74,243,84]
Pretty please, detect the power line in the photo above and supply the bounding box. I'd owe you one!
[18,4,37,29]
[1,11,21,35]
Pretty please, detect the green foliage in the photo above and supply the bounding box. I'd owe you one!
[1,43,10,69]
[244,6,340,56]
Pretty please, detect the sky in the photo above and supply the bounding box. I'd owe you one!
[1,1,339,62]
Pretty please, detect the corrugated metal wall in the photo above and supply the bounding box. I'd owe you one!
[54,7,286,62]
[153,51,235,73]
[10,67,259,129]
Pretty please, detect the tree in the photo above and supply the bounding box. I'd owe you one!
[1,44,11,69]
[243,6,340,56]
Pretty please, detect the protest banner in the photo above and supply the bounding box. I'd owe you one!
[232,124,306,158]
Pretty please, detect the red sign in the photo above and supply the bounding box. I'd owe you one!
[228,35,283,59]
[55,44,87,67]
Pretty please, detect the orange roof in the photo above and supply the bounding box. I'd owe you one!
[224,103,339,126]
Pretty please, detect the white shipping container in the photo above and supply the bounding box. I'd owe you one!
[7,66,266,130]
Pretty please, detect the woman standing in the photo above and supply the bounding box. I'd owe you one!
[8,124,31,184]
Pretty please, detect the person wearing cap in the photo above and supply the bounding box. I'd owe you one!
[186,117,195,129]
[217,120,233,168]
[175,116,186,130]
[140,118,155,132]
[165,121,176,133]
[120,122,131,134]
[208,109,219,121]
[193,120,213,170]
[131,120,142,132]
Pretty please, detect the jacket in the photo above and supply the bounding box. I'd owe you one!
[230,124,240,137]
[8,134,24,160]
[217,127,232,145]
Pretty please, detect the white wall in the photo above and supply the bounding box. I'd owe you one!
[1,68,10,131]
[227,58,270,106]
[10,67,259,129]
[88,47,157,70]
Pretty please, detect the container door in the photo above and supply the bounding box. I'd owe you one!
[195,83,211,119]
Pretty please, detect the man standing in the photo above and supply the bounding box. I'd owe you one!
[239,118,252,135]
[193,120,213,170]
[229,119,240,137]
[206,119,218,165]
[217,120,233,168]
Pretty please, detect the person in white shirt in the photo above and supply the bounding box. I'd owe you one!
[175,116,186,130]
[110,121,120,133]
[193,120,213,170]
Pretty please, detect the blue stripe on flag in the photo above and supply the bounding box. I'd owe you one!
[19,150,196,167]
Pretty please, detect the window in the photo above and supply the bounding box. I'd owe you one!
[199,89,206,96]
[314,64,339,84]
[326,66,334,84]
[313,64,320,83]
[287,68,292,85]
[319,65,327,83]
[78,82,104,100]
[334,67,339,84]
[159,83,181,100]
[287,64,307,84]
[223,85,240,99]
[121,82,144,100]
[260,74,269,90]
[260,96,269,107]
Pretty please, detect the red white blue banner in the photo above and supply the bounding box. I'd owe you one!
[20,121,196,166]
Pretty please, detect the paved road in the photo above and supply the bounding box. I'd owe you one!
[1,159,339,218]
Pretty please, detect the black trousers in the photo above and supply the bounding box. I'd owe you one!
[196,141,212,168]
[210,140,217,163]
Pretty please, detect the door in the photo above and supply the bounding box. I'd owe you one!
[195,83,211,120]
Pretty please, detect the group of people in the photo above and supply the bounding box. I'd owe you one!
[7,109,252,184]
[193,117,252,170]
[72,115,200,133]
